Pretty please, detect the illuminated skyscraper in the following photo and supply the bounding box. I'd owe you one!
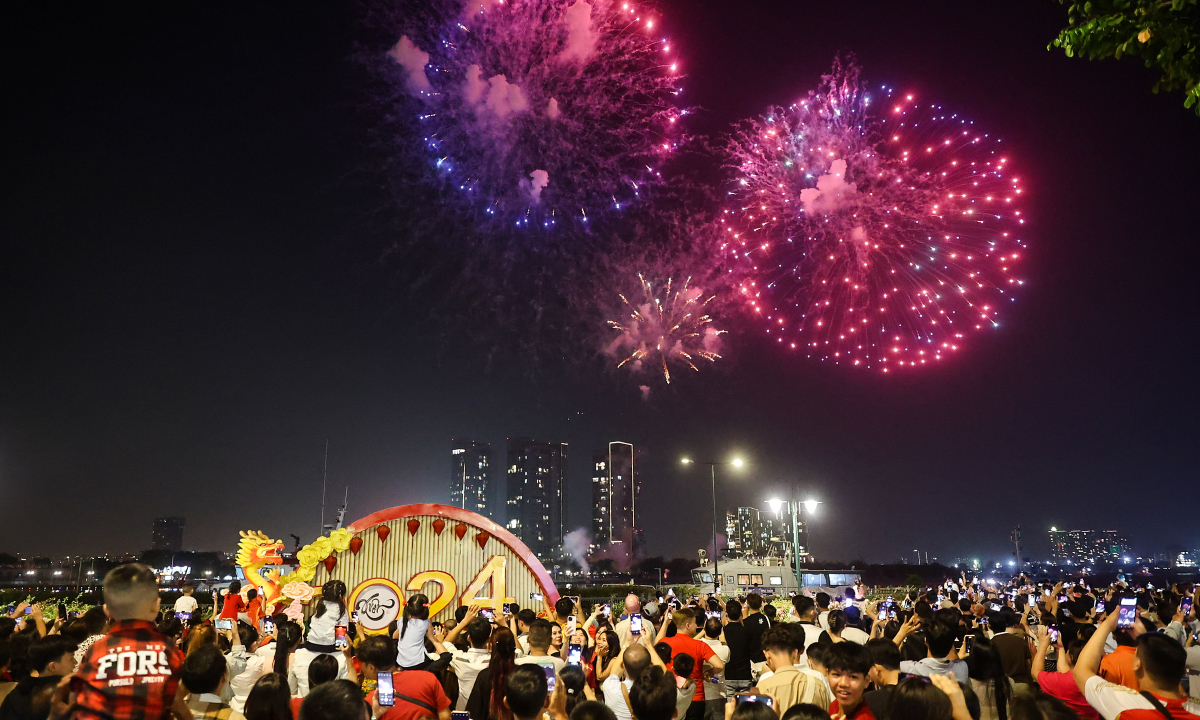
[590,442,641,567]
[451,439,492,517]
[724,507,761,557]
[151,517,185,552]
[505,438,566,561]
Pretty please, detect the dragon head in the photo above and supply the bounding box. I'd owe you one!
[237,530,284,568]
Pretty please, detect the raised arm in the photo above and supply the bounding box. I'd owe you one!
[1074,611,1118,691]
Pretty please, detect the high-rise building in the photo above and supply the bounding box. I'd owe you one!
[591,442,638,544]
[151,517,185,552]
[590,442,641,568]
[451,439,492,517]
[724,507,761,557]
[505,438,566,561]
[758,505,812,563]
[1048,528,1132,564]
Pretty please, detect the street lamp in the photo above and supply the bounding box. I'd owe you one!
[681,455,746,593]
[765,493,822,584]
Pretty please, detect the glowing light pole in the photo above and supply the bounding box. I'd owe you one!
[681,456,745,593]
[767,494,821,585]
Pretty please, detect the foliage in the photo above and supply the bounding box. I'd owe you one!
[1049,0,1200,115]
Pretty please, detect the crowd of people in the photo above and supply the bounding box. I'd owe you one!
[0,566,1196,720]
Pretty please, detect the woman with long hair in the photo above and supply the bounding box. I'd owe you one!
[243,672,293,720]
[818,610,849,644]
[185,626,218,657]
[465,627,518,720]
[589,629,620,689]
[558,665,590,716]
[272,621,303,683]
[965,635,1012,720]
[396,593,431,670]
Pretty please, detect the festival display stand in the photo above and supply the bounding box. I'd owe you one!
[237,504,560,635]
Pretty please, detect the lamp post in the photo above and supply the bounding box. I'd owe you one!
[766,492,821,588]
[681,456,744,594]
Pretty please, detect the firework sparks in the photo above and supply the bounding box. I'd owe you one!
[376,0,684,231]
[606,274,724,383]
[722,59,1027,371]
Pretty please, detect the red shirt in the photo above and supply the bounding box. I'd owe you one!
[220,594,246,620]
[830,699,877,719]
[1037,671,1100,720]
[246,597,263,626]
[71,619,185,720]
[661,634,716,701]
[366,669,451,720]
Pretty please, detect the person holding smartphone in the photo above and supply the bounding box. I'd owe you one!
[1073,605,1200,718]
[358,635,452,720]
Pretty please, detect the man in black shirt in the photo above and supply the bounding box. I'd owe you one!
[742,594,771,679]
[721,601,752,693]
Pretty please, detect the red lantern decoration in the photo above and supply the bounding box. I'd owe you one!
[323,555,337,573]
[432,518,446,536]
[377,525,391,543]
[349,536,363,555]
[454,523,468,540]
[407,519,420,536]
[475,531,491,549]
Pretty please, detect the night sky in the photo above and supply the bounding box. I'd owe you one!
[4,0,1198,565]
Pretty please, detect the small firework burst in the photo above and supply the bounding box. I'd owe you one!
[606,274,725,383]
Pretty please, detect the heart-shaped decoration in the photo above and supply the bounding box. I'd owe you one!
[475,531,491,549]
[377,525,391,543]
[407,519,421,536]
[349,536,363,555]
[323,555,337,573]
[454,523,468,540]
[432,518,446,536]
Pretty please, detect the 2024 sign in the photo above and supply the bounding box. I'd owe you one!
[348,555,514,634]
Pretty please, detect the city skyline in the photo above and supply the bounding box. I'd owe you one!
[3,1,1197,563]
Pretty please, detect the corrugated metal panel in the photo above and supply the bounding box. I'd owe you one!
[310,514,553,623]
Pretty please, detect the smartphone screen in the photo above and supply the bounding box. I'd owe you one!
[176,611,191,621]
[334,625,349,649]
[568,644,582,665]
[481,609,494,621]
[261,618,275,635]
[377,672,395,706]
[530,593,543,601]
[1094,600,1105,614]
[1181,598,1193,616]
[451,713,470,720]
[1049,628,1060,644]
[963,635,974,654]
[630,613,643,635]
[24,607,33,616]
[543,665,556,691]
[736,695,773,708]
[602,605,611,617]
[351,611,358,623]
[889,609,897,620]
[1117,598,1137,628]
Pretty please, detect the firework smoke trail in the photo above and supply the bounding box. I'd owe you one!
[722,59,1027,371]
[606,274,725,384]
[376,0,685,232]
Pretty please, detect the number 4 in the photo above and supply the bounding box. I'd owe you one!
[460,555,507,614]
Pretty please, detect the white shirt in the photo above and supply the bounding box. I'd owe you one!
[1083,675,1200,719]
[306,601,347,646]
[175,596,199,614]
[601,674,634,720]
[840,627,870,645]
[225,645,268,713]
[817,611,831,632]
[794,624,821,668]
[450,648,491,710]
[396,618,431,668]
[700,637,731,700]
[289,647,347,697]
[517,633,531,655]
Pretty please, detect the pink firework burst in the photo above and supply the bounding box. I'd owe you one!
[721,59,1027,371]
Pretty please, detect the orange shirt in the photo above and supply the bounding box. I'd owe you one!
[1099,645,1139,691]
[247,597,263,627]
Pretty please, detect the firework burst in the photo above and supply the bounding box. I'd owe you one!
[606,274,725,384]
[722,59,1027,371]
[374,0,684,232]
